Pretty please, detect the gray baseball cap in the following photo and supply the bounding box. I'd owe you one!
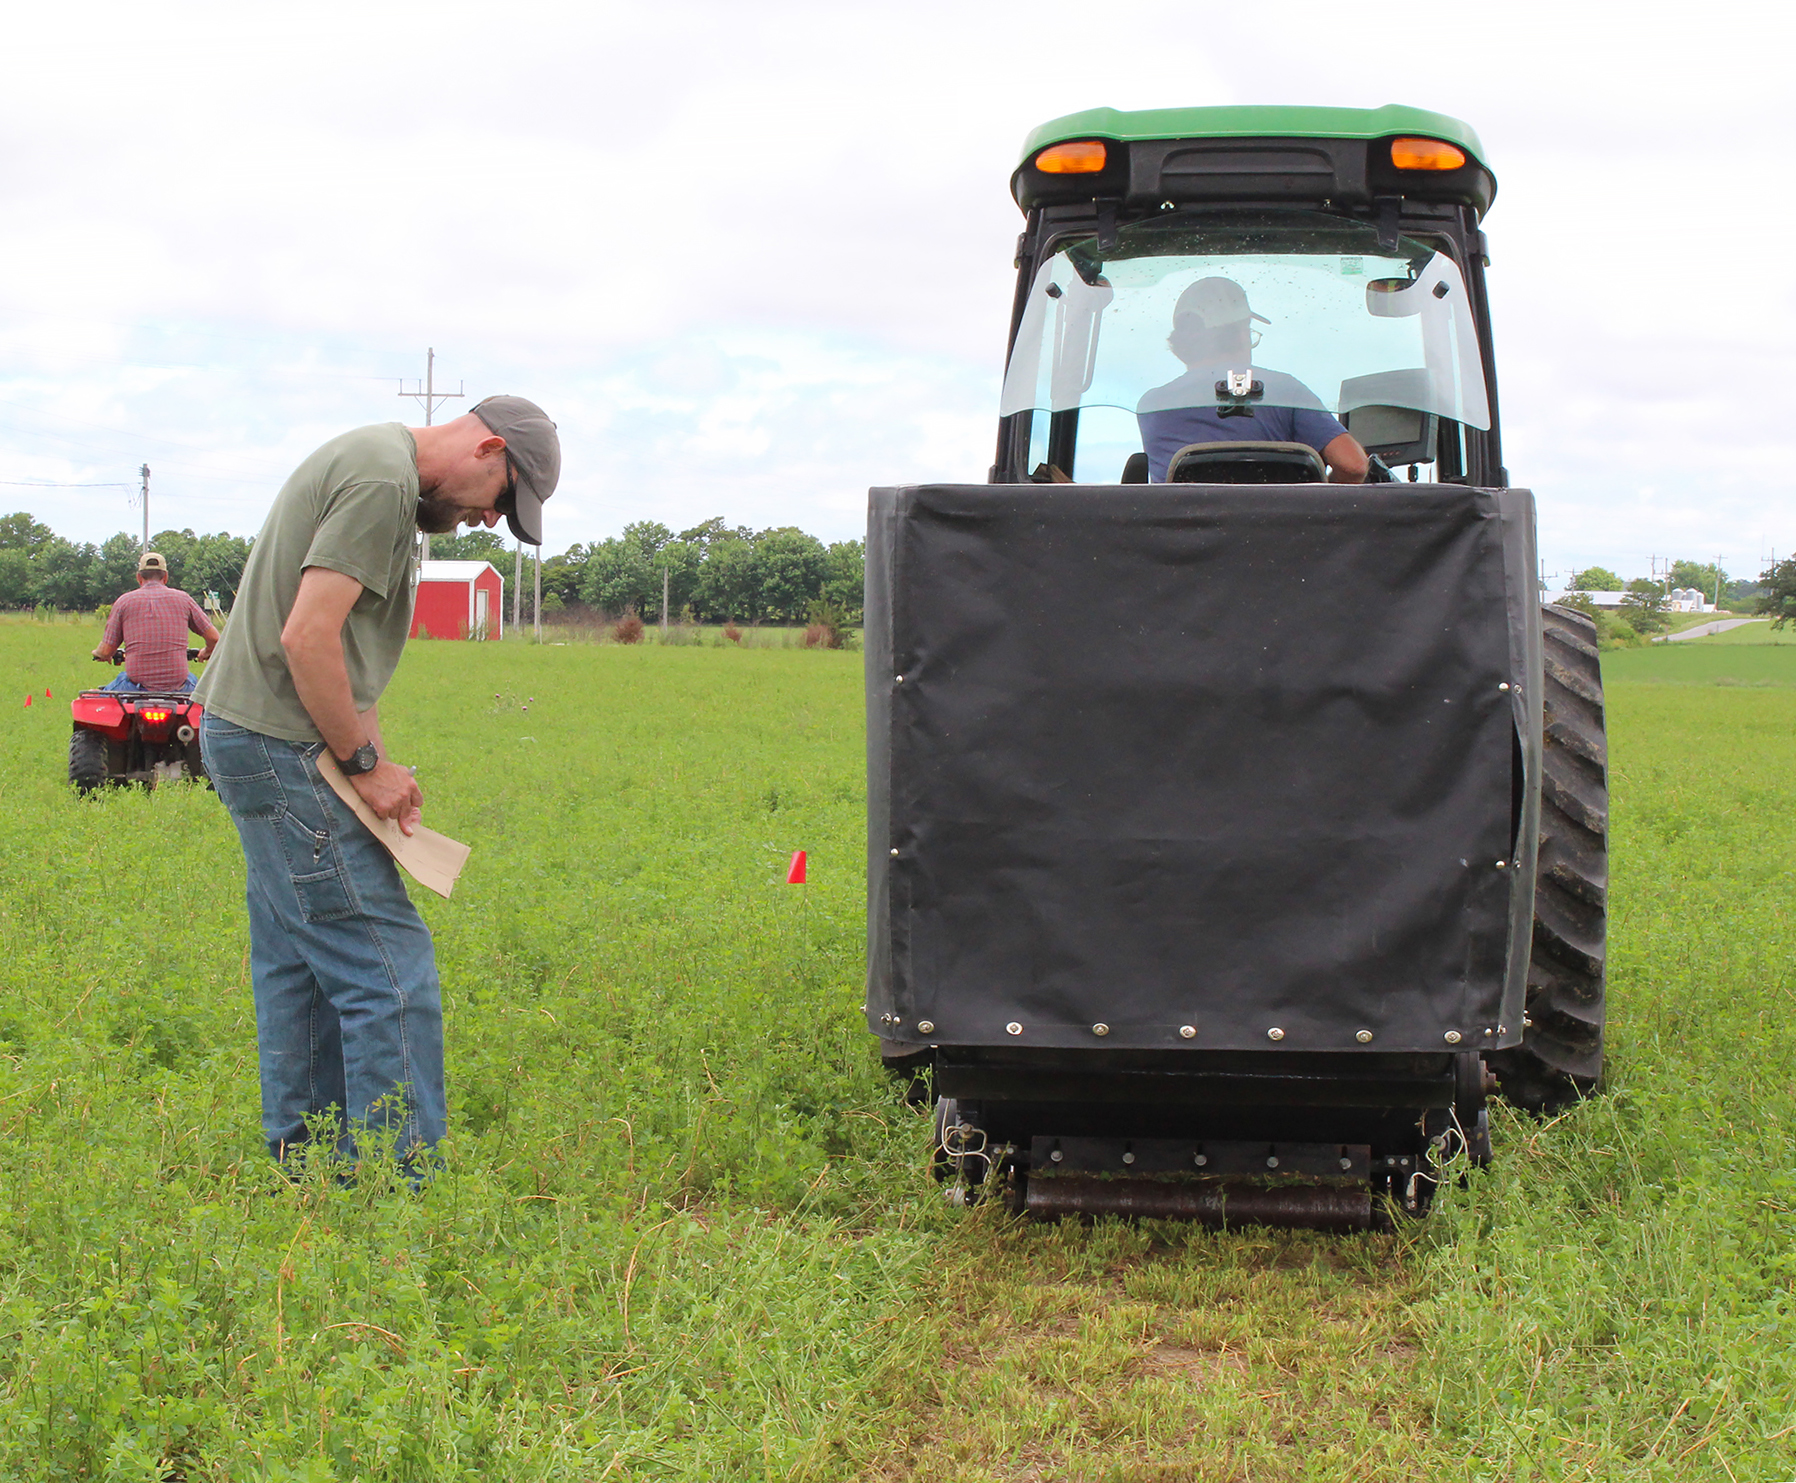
[471,395,560,545]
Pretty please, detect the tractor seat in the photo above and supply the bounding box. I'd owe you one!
[1165,441,1327,484]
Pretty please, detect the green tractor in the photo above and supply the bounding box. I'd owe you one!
[864,105,1606,1227]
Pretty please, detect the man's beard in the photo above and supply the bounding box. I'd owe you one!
[415,492,465,535]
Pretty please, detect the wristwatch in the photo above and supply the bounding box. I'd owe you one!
[335,742,379,776]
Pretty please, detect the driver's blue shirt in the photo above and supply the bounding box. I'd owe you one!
[1137,366,1349,481]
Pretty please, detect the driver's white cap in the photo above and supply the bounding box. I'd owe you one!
[1174,277,1271,329]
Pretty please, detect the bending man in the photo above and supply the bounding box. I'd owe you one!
[195,398,560,1174]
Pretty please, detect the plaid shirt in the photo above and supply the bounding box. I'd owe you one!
[103,582,210,691]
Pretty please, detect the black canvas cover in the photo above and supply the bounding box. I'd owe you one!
[866,483,1539,1056]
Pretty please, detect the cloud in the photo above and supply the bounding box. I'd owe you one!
[0,0,1788,585]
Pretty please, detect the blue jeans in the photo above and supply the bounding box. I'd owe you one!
[199,714,446,1169]
[102,670,196,694]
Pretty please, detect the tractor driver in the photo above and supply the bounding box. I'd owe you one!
[91,551,220,694]
[1136,277,1369,484]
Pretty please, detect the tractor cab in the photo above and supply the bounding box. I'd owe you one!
[865,105,1607,1228]
[994,105,1502,489]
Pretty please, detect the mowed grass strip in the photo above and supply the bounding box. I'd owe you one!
[854,1219,1446,1481]
[3,619,1796,1480]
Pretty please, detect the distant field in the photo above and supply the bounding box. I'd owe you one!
[1,618,1793,1480]
[1669,618,1796,645]
[1609,637,1796,686]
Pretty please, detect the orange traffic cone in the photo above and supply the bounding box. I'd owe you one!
[23,694,32,707]
[785,850,807,885]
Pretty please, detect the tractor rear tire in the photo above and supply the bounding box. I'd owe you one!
[1490,604,1608,1113]
[69,728,108,795]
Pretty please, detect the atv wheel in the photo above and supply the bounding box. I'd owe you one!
[1490,604,1608,1113]
[69,728,108,795]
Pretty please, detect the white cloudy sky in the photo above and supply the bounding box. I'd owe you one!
[1,0,1790,586]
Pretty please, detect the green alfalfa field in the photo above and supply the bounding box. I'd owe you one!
[0,614,1793,1481]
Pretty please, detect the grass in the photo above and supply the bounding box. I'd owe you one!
[1414,657,1796,1480]
[1606,640,1796,687]
[2,616,1795,1479]
[0,621,934,1480]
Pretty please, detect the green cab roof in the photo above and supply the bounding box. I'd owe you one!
[1020,103,1488,171]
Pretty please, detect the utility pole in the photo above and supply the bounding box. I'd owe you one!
[533,548,542,643]
[661,564,670,638]
[513,539,522,636]
[139,465,150,551]
[398,349,464,561]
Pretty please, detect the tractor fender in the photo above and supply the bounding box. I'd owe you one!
[70,693,130,740]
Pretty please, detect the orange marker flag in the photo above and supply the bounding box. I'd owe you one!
[23,694,31,707]
[45,688,51,698]
[785,849,807,885]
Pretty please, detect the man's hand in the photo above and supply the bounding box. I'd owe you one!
[91,644,116,663]
[349,760,424,837]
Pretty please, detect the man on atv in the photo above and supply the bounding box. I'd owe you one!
[91,551,220,693]
[1136,277,1369,484]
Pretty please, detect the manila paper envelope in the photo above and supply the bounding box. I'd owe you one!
[315,750,472,899]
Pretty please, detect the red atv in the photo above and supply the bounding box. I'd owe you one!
[69,649,208,794]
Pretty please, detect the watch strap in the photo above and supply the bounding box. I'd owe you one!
[336,742,379,776]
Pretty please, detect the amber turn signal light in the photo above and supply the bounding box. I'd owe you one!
[1035,140,1107,174]
[1390,137,1466,171]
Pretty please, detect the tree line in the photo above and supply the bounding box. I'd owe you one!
[0,515,251,612]
[430,518,865,624]
[1560,561,1762,637]
[0,510,865,625]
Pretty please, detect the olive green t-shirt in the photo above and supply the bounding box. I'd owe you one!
[195,424,419,743]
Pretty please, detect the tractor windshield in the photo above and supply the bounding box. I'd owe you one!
[999,211,1490,481]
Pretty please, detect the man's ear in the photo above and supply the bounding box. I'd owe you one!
[475,434,507,458]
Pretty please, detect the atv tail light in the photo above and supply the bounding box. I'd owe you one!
[139,709,172,723]
[1390,137,1466,172]
[1034,140,1107,174]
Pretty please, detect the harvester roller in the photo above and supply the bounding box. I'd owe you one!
[1024,1176,1372,1230]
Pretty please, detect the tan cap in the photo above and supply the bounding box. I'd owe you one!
[137,551,168,574]
[1174,277,1271,330]
[471,395,560,546]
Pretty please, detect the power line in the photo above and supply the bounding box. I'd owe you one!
[397,348,463,426]
[0,479,134,487]
[400,348,463,563]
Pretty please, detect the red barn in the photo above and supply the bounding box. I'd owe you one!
[411,560,504,640]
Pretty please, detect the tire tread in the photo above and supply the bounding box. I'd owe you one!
[1489,606,1608,1113]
